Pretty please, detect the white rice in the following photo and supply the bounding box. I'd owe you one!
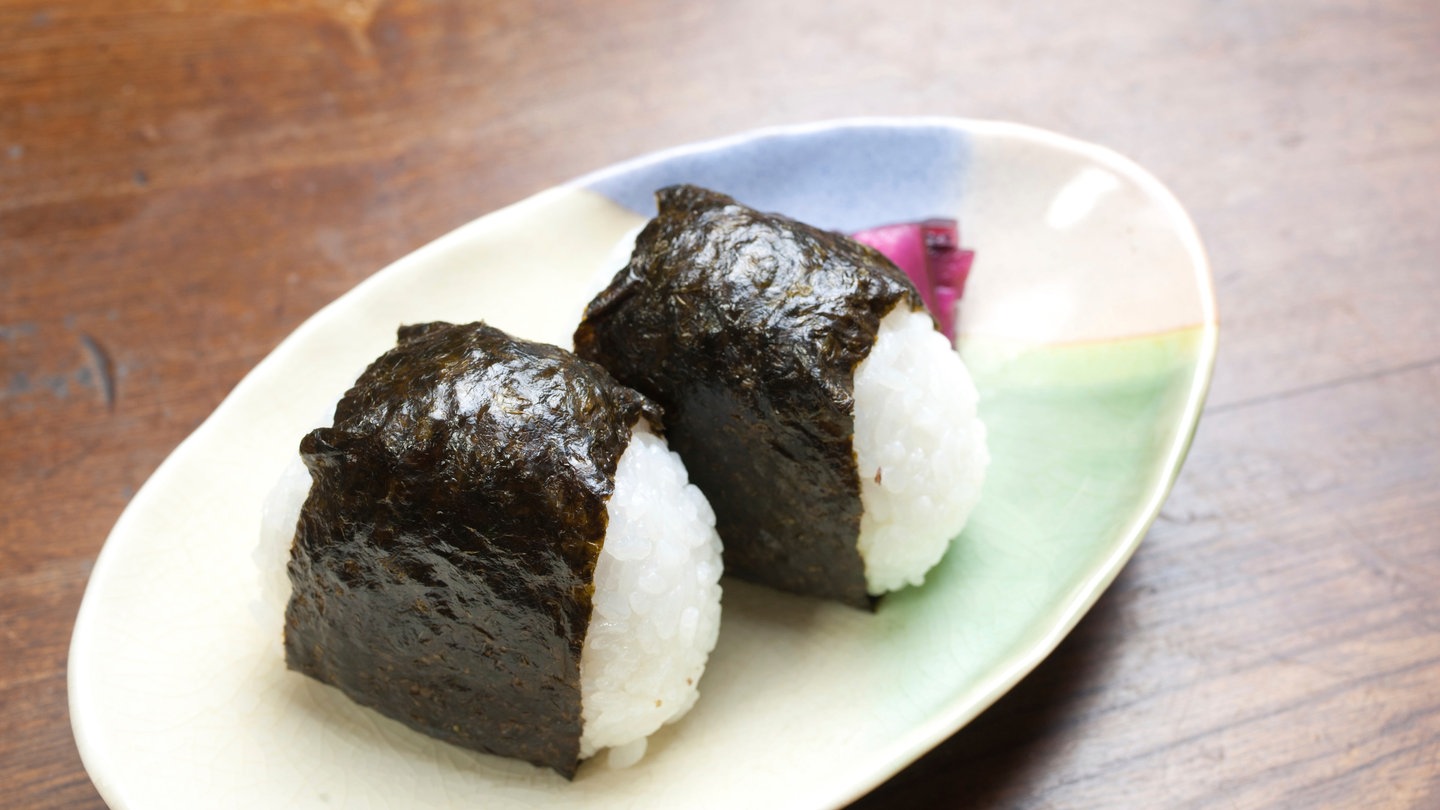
[578,419,723,765]
[256,453,311,621]
[256,417,723,770]
[852,305,989,595]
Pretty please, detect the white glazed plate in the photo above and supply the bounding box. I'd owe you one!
[70,118,1217,809]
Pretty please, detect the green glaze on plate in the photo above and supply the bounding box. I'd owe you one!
[70,119,1217,810]
[884,328,1208,687]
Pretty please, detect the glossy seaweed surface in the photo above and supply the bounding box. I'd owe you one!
[575,185,921,608]
[284,321,658,777]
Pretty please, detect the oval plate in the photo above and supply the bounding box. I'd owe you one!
[70,118,1216,809]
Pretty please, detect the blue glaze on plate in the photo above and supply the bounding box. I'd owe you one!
[576,121,972,232]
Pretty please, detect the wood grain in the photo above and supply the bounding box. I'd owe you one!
[2,0,1437,807]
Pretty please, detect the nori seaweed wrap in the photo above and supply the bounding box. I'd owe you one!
[284,321,659,777]
[574,185,923,609]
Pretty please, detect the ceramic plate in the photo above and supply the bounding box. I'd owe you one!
[70,118,1217,809]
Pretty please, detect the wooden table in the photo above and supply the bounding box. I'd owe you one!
[4,1,1437,806]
